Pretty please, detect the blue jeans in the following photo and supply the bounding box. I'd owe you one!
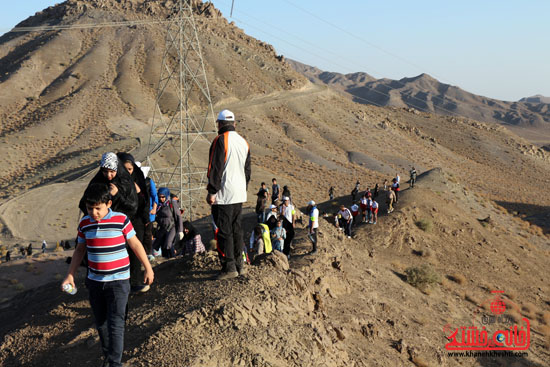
[86,278,130,367]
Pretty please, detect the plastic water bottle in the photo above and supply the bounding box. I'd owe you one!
[63,283,77,295]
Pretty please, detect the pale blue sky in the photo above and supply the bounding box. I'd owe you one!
[1,0,549,101]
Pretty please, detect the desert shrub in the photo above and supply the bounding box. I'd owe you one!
[13,283,25,291]
[9,279,19,285]
[415,219,433,232]
[405,264,440,290]
[447,274,466,285]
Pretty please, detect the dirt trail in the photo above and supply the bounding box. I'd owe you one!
[1,171,549,367]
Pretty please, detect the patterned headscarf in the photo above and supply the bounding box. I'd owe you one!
[100,152,118,171]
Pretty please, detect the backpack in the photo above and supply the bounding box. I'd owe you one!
[259,223,272,254]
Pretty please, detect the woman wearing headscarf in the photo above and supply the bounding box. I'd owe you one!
[152,187,183,258]
[117,152,151,292]
[79,152,138,219]
[181,221,206,255]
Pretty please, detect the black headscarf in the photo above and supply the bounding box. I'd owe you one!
[79,155,138,219]
[182,220,198,241]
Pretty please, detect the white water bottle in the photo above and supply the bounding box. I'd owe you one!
[63,283,77,295]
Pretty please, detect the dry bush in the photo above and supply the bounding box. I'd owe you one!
[464,293,479,305]
[9,279,19,285]
[13,283,25,291]
[522,303,537,317]
[411,356,430,367]
[391,260,405,272]
[505,290,517,301]
[447,274,466,285]
[405,264,440,290]
[539,325,550,337]
[415,219,433,232]
[507,310,522,323]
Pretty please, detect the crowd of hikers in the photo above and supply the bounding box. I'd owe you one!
[53,107,418,367]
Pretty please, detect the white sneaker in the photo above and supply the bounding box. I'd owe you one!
[347,236,351,239]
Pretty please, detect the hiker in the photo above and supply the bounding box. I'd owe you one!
[383,179,388,190]
[395,173,401,184]
[307,201,319,254]
[328,186,334,200]
[280,196,295,258]
[181,221,206,256]
[265,204,278,228]
[19,245,25,257]
[79,152,138,221]
[282,185,291,202]
[206,109,251,280]
[153,188,183,259]
[136,162,158,262]
[271,178,280,204]
[410,166,417,188]
[350,202,360,226]
[64,240,71,250]
[351,181,360,201]
[338,205,353,238]
[27,243,33,256]
[257,182,269,198]
[62,183,153,367]
[365,187,372,198]
[360,194,368,223]
[270,219,286,252]
[386,187,396,213]
[371,199,379,224]
[249,224,272,256]
[5,250,10,262]
[42,240,47,254]
[118,152,151,293]
[373,183,380,198]
[255,187,268,223]
[392,178,400,203]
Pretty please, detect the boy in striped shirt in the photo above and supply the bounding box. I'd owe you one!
[62,183,154,367]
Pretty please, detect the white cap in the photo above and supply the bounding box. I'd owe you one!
[217,109,235,122]
[269,204,277,209]
[308,200,315,206]
[283,196,290,201]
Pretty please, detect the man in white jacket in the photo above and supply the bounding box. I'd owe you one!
[206,109,251,280]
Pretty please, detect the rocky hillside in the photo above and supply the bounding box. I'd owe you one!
[287,59,550,131]
[0,2,549,367]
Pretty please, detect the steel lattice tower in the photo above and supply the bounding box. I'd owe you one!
[146,0,216,220]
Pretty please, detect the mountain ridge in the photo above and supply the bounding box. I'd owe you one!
[287,59,550,131]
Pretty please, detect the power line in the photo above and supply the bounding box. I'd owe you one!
[218,2,458,117]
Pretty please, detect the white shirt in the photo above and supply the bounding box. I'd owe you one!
[338,208,352,220]
[281,204,295,223]
[310,207,319,229]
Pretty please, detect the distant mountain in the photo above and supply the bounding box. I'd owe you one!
[288,59,550,128]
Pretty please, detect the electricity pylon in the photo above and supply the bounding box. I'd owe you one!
[146,0,216,220]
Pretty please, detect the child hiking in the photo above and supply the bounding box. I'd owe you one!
[62,183,154,367]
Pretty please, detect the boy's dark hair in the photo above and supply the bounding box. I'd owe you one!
[272,178,276,182]
[261,182,266,186]
[84,183,112,205]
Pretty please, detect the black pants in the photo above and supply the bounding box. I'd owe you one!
[212,203,244,273]
[129,218,145,287]
[142,222,153,255]
[309,228,318,252]
[282,217,294,256]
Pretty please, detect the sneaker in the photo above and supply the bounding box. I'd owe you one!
[347,236,351,239]
[131,285,150,293]
[216,271,239,280]
[147,254,155,262]
[369,220,373,224]
[310,249,317,255]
